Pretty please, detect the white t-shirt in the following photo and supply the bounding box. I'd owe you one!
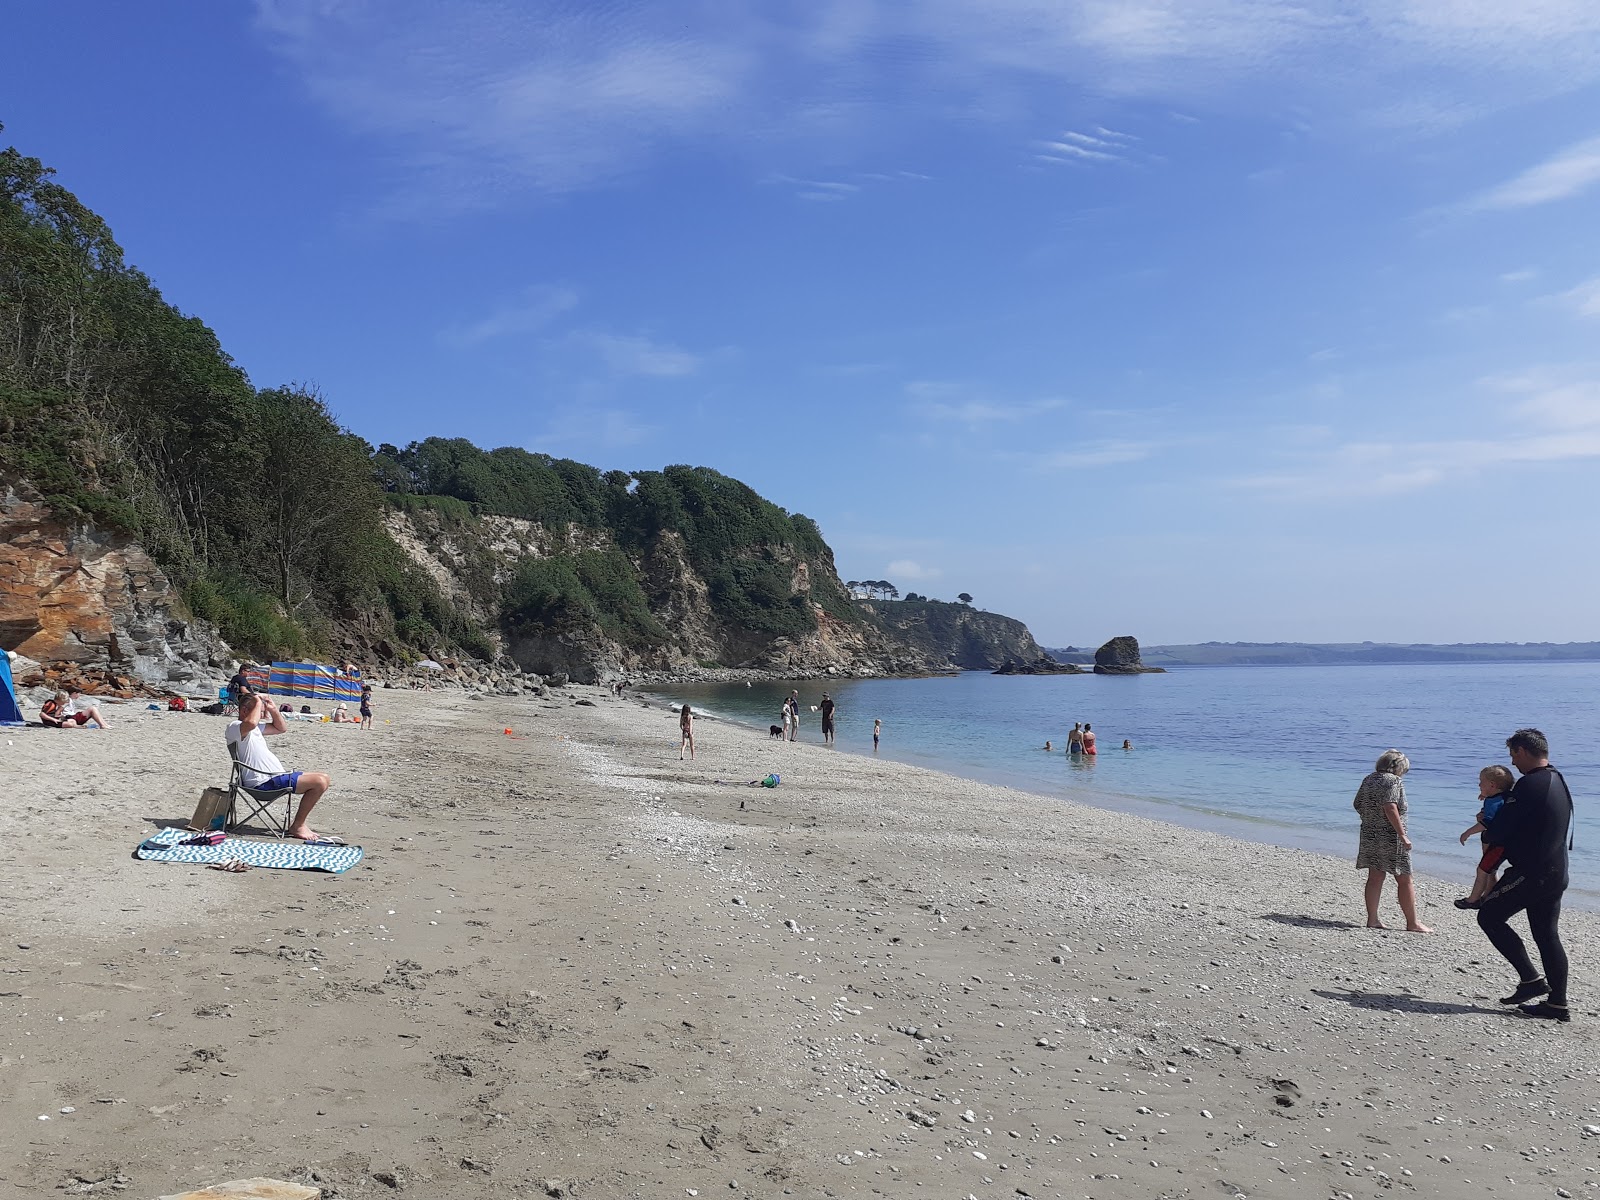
[226,720,286,787]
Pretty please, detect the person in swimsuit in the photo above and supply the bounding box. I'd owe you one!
[679,704,696,761]
[1067,723,1083,754]
[1082,723,1097,755]
[359,686,373,730]
[873,718,881,752]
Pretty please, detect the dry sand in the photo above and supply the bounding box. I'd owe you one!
[2,685,1597,1200]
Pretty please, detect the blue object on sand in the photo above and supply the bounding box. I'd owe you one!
[134,827,364,873]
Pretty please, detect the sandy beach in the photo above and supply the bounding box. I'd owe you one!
[2,685,1597,1200]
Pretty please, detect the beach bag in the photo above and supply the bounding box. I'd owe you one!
[760,774,780,788]
[168,696,189,712]
[188,786,231,832]
[200,701,225,716]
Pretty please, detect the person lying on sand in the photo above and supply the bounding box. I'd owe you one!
[41,689,110,729]
[226,692,339,843]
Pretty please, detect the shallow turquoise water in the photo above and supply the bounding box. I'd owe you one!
[662,663,1598,906]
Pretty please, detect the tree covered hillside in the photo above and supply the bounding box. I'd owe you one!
[0,129,856,667]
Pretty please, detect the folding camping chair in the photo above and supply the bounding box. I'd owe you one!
[226,741,296,837]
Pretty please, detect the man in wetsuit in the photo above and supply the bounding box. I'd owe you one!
[819,692,836,744]
[1478,727,1574,1022]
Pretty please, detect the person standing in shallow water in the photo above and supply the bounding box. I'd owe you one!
[1353,749,1432,932]
[1478,728,1574,1022]
[1067,723,1083,754]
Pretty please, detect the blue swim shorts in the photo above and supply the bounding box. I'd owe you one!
[256,771,303,792]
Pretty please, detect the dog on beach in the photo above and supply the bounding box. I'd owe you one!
[769,724,785,739]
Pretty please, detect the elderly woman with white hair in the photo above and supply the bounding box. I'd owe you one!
[1354,749,1432,932]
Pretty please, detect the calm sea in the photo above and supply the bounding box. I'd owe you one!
[661,663,1598,907]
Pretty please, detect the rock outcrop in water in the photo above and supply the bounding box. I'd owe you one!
[1093,635,1165,675]
[992,656,1083,675]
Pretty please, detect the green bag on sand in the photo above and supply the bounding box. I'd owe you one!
[760,774,780,788]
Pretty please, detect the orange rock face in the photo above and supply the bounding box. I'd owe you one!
[0,478,229,690]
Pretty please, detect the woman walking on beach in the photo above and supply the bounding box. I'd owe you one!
[1354,749,1432,932]
[679,704,696,761]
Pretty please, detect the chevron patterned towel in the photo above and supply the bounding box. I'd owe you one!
[136,827,364,873]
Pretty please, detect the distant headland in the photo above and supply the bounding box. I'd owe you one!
[1044,641,1600,667]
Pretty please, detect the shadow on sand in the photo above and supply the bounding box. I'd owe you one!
[1259,912,1361,931]
[1311,988,1503,1017]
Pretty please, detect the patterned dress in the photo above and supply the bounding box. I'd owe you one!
[1354,770,1411,876]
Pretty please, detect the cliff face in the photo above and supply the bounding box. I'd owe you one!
[863,600,1047,671]
[384,510,947,683]
[0,476,231,693]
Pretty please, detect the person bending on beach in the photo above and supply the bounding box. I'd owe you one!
[1477,728,1574,1022]
[41,689,110,729]
[1352,749,1432,932]
[820,692,836,744]
[679,704,696,761]
[226,692,335,842]
[1454,765,1514,909]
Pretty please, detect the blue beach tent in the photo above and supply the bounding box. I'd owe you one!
[0,653,23,727]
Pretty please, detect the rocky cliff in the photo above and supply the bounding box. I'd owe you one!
[0,475,232,695]
[863,599,1049,671]
[384,508,947,683]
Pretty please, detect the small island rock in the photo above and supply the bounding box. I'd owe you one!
[1093,636,1166,674]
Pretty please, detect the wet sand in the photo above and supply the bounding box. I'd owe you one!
[2,685,1596,1199]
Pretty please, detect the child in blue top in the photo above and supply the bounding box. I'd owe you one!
[1454,764,1515,909]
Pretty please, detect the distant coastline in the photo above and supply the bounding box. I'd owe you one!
[1044,641,1600,667]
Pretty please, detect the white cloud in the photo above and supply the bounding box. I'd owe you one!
[1500,267,1539,283]
[1236,367,1600,497]
[441,285,577,347]
[1033,440,1157,468]
[536,407,658,449]
[573,332,702,377]
[255,0,1600,210]
[1555,276,1600,318]
[907,381,1065,423]
[1468,136,1600,211]
[887,558,941,581]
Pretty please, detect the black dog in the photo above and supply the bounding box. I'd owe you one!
[769,724,785,739]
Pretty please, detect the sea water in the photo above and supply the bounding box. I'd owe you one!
[661,662,1598,907]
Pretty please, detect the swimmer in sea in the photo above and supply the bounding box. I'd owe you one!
[1082,723,1097,755]
[1122,739,1132,750]
[1067,723,1083,754]
[1044,740,1053,752]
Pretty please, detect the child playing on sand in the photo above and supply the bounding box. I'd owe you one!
[679,704,695,761]
[359,685,373,730]
[1454,764,1515,909]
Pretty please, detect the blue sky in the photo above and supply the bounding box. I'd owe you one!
[8,1,1600,645]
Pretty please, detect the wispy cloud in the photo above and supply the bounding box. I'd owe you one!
[1467,135,1600,211]
[1031,441,1157,469]
[1036,125,1142,167]
[535,407,658,449]
[255,0,1600,212]
[907,381,1065,423]
[1554,276,1600,318]
[572,331,701,377]
[1236,368,1600,497]
[441,285,577,347]
[887,558,941,582]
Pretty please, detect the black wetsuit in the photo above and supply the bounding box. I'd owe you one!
[1478,765,1574,1004]
[820,697,835,740]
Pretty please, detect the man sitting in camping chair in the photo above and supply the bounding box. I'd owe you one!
[225,692,338,843]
